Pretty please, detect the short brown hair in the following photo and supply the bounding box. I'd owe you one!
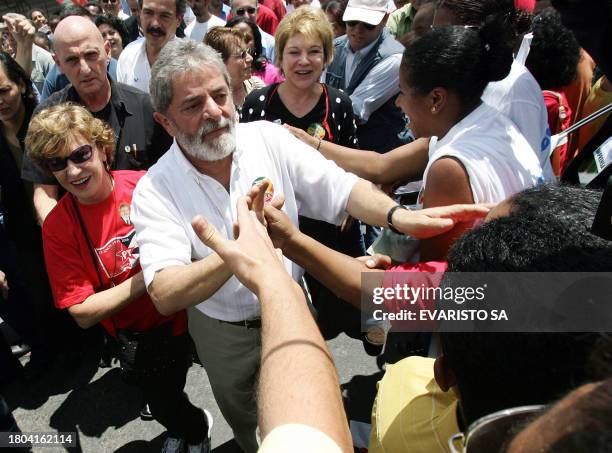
[204,27,247,62]
[26,103,116,169]
[274,6,334,67]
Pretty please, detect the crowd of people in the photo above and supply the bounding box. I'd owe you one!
[0,0,611,452]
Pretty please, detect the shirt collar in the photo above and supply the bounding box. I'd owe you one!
[65,76,131,117]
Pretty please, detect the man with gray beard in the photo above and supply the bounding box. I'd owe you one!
[131,40,490,452]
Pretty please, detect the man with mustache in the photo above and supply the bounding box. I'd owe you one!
[117,0,184,93]
[131,39,490,453]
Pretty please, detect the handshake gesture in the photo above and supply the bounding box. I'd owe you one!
[191,179,493,293]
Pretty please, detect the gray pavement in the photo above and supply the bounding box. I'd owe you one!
[5,333,382,453]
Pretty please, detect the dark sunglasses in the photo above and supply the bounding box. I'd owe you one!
[45,144,93,172]
[345,21,377,30]
[233,48,253,59]
[235,6,257,15]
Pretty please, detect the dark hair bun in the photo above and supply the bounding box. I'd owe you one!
[478,13,514,83]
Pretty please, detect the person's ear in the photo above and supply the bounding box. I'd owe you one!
[434,353,457,392]
[153,111,176,137]
[103,39,112,60]
[430,87,447,114]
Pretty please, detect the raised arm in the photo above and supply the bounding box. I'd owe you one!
[285,124,429,185]
[191,197,353,452]
[4,15,35,75]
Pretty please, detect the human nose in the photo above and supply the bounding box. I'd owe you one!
[65,159,82,176]
[202,97,223,120]
[79,58,91,74]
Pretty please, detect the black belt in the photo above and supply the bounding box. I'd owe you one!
[219,318,262,329]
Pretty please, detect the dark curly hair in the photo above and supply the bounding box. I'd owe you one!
[95,13,131,47]
[525,8,580,89]
[401,13,514,105]
[0,52,37,113]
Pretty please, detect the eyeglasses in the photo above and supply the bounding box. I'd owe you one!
[235,6,257,15]
[232,48,253,59]
[45,144,93,172]
[101,0,118,3]
[345,21,377,30]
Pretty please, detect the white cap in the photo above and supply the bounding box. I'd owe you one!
[343,0,388,26]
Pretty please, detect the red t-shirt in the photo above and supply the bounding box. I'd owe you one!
[256,4,279,36]
[260,0,286,22]
[43,170,187,338]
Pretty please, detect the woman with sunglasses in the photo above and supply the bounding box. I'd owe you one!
[204,27,265,109]
[241,6,365,338]
[25,103,212,452]
[226,17,284,85]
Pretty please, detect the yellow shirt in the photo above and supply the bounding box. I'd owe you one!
[576,76,612,153]
[369,356,461,453]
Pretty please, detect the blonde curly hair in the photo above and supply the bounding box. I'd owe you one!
[26,103,116,170]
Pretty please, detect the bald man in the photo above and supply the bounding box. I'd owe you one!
[21,15,172,224]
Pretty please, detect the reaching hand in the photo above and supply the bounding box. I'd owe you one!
[192,197,287,294]
[283,124,319,149]
[393,203,495,239]
[262,200,299,250]
[3,13,34,47]
[357,254,393,270]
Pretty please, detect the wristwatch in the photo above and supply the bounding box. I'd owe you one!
[387,205,408,234]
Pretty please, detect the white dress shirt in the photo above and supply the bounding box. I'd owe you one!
[260,27,276,65]
[116,37,151,93]
[131,121,358,322]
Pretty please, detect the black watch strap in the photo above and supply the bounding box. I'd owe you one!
[387,204,407,234]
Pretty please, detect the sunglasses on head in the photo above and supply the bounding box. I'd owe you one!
[45,144,93,172]
[235,6,257,15]
[345,21,377,30]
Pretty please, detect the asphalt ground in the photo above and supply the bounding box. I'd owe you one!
[4,332,382,453]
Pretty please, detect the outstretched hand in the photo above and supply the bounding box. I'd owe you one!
[192,197,286,294]
[3,13,34,46]
[283,124,319,149]
[393,203,495,238]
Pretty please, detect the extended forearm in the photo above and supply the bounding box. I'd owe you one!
[15,43,32,75]
[283,231,382,308]
[258,275,352,452]
[346,178,397,228]
[148,253,232,316]
[319,141,387,184]
[70,272,146,329]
